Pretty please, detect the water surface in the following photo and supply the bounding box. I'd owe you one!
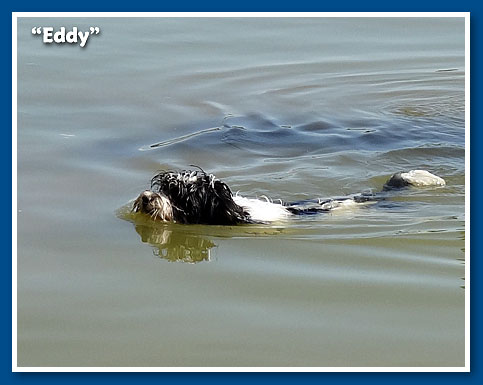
[17,17,465,367]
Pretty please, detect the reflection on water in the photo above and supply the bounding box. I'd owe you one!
[119,205,215,263]
[134,223,216,264]
[119,205,290,263]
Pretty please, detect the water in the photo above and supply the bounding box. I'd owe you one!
[16,17,465,367]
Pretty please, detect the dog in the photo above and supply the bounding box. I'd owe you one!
[132,168,445,225]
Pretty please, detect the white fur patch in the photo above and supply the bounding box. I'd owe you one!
[233,195,292,222]
[401,170,446,187]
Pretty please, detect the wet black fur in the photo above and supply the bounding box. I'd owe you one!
[150,170,252,225]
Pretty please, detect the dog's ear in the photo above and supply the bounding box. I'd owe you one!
[208,180,250,224]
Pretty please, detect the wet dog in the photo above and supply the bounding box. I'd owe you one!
[133,169,445,225]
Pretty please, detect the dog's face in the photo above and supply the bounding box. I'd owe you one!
[132,190,173,221]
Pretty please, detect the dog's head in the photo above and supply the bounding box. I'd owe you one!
[132,190,173,221]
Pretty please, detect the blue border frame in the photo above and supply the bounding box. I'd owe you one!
[4,1,479,383]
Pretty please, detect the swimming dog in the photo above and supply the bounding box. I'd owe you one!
[132,169,445,225]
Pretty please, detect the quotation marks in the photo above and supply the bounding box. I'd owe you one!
[31,26,101,48]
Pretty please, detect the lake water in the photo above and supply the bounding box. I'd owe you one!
[16,16,466,367]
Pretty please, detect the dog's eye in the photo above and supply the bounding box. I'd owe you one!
[142,195,149,204]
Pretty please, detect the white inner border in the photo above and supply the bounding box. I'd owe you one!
[12,11,470,373]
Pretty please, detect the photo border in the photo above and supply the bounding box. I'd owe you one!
[6,2,478,382]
